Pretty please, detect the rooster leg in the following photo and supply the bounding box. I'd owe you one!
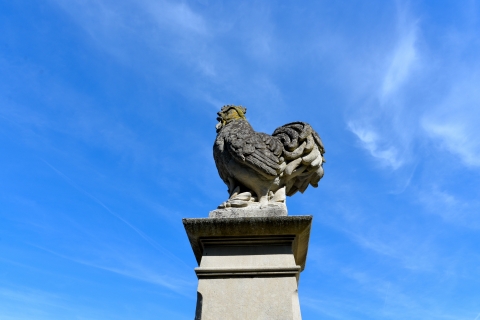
[258,196,269,208]
[229,186,240,199]
[227,178,236,197]
[254,186,270,208]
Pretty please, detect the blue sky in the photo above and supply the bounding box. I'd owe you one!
[1,0,480,319]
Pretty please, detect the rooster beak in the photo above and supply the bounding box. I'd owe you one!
[216,116,223,130]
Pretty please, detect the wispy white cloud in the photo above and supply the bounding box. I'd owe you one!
[41,160,193,268]
[0,284,192,320]
[346,229,437,271]
[423,120,480,167]
[346,3,419,171]
[309,203,438,273]
[0,287,64,310]
[0,59,152,166]
[348,121,404,169]
[0,287,67,320]
[50,0,209,71]
[49,0,284,112]
[144,0,208,36]
[302,296,354,319]
[303,269,473,320]
[34,243,194,295]
[381,5,419,100]
[422,76,480,168]
[415,185,480,229]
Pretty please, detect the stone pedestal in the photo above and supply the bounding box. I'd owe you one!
[183,216,312,320]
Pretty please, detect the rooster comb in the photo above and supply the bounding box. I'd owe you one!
[220,105,247,117]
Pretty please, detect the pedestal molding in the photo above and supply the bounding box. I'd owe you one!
[199,235,296,247]
[195,266,301,278]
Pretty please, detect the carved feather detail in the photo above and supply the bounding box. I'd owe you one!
[213,106,325,206]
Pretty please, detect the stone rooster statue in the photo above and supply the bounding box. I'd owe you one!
[213,105,325,209]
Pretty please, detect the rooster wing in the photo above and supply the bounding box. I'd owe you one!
[225,120,283,179]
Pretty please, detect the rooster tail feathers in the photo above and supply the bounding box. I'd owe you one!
[273,121,325,196]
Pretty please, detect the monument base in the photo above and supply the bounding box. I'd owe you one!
[209,202,287,218]
[183,216,312,320]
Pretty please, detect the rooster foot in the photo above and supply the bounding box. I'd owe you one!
[217,191,253,209]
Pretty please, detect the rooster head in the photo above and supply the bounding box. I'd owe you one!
[216,105,247,131]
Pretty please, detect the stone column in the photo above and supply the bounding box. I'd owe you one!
[183,215,312,320]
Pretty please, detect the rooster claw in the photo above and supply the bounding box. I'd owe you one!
[219,191,253,209]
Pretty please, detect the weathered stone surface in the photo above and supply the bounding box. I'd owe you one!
[184,215,312,320]
[209,202,287,218]
[213,105,325,210]
[196,276,301,320]
[183,215,313,271]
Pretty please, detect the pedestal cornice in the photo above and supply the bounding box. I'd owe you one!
[183,215,313,271]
